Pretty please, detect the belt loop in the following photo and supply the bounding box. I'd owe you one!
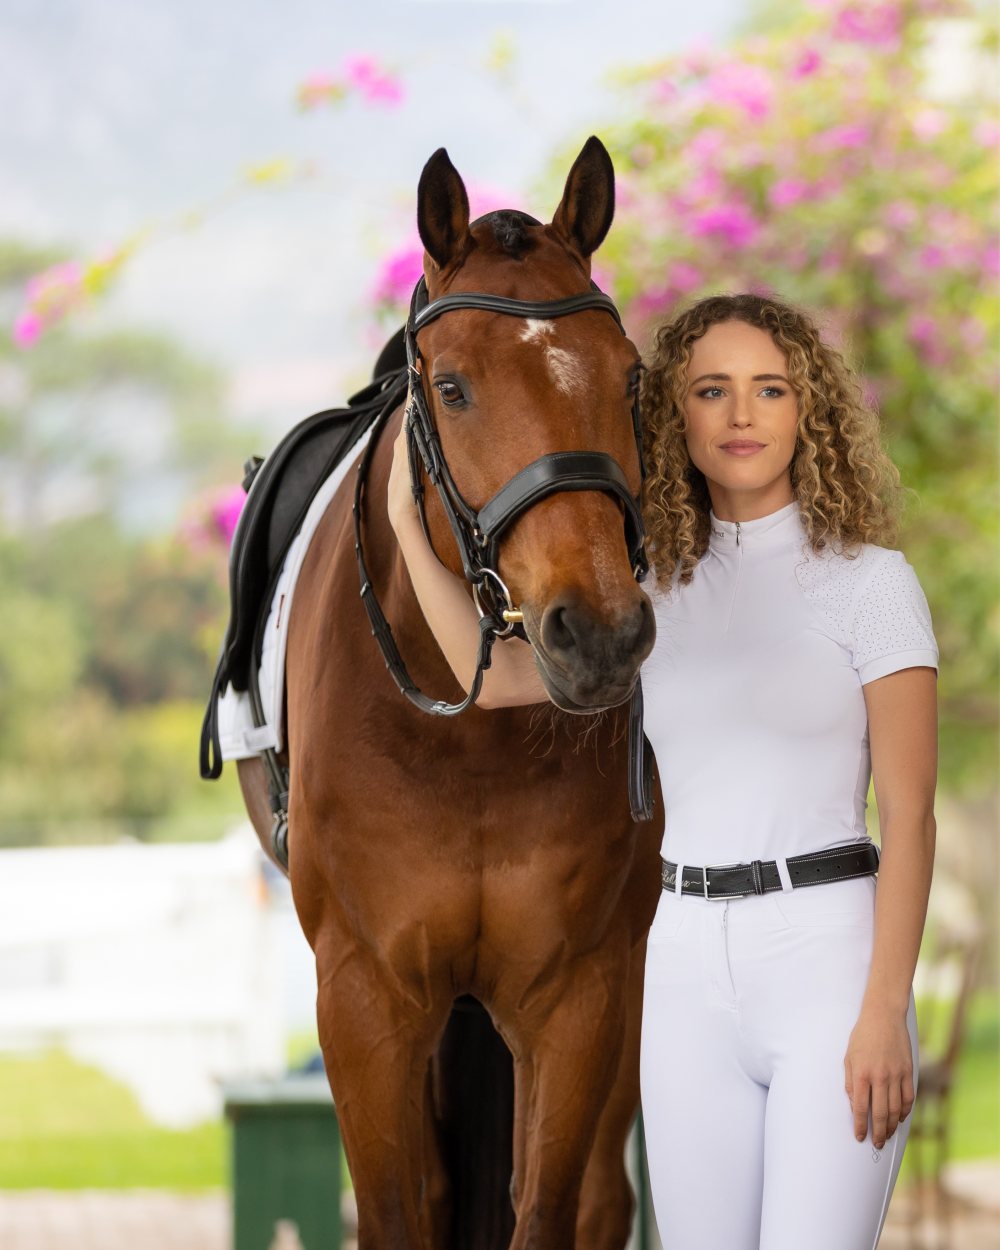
[775,855,794,893]
[702,865,710,900]
[674,862,685,897]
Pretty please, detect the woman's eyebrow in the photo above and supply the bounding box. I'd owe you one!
[690,372,790,384]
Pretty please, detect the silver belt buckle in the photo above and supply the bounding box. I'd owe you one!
[702,865,709,900]
[703,858,745,901]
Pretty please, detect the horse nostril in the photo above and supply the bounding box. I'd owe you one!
[541,600,580,659]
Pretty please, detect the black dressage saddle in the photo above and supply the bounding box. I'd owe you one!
[198,328,409,781]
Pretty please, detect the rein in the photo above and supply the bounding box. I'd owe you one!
[353,275,655,822]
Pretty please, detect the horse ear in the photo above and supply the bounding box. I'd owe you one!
[551,135,615,260]
[417,148,472,271]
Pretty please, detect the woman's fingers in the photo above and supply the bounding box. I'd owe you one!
[871,1079,889,1149]
[851,1071,871,1143]
[387,420,419,527]
[901,1069,916,1121]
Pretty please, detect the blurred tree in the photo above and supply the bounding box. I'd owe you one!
[0,239,248,845]
[538,0,998,797]
[0,238,257,533]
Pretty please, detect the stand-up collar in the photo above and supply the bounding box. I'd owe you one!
[708,499,804,552]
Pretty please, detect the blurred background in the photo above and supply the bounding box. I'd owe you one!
[0,0,996,1247]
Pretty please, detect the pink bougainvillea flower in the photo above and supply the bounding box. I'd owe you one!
[831,3,902,50]
[343,54,404,106]
[12,311,42,348]
[297,56,403,110]
[614,175,635,210]
[769,178,810,209]
[689,202,760,249]
[706,61,774,120]
[632,284,677,320]
[12,258,87,346]
[912,107,948,140]
[466,183,513,220]
[810,122,869,152]
[669,260,703,293]
[211,486,248,547]
[919,243,948,270]
[371,183,515,314]
[792,47,823,79]
[883,200,918,230]
[590,262,616,297]
[686,127,726,163]
[652,77,678,103]
[686,167,724,200]
[372,246,424,307]
[907,313,950,366]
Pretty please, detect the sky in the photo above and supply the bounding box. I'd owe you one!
[0,0,743,435]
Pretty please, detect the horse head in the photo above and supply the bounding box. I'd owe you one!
[411,135,655,714]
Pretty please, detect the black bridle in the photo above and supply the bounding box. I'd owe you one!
[353,275,655,821]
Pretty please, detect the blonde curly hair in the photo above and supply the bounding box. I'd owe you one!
[639,293,907,594]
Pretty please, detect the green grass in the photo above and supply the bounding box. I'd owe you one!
[1,993,995,1190]
[0,1050,224,1189]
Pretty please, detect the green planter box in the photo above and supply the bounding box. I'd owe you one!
[223,1075,342,1250]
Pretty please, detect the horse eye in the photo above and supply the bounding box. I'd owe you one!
[434,381,465,407]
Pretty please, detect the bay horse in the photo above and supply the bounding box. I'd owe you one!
[238,135,664,1249]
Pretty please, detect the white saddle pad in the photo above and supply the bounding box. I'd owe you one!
[215,419,378,760]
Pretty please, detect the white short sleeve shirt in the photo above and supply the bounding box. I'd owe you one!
[639,500,938,865]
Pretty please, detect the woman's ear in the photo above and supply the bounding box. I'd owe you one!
[550,135,616,260]
[417,147,472,272]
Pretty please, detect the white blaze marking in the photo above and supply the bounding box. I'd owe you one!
[546,347,585,396]
[519,319,555,343]
[518,320,585,396]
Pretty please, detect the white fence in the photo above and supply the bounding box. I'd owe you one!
[0,826,317,1128]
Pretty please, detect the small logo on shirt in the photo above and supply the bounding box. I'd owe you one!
[871,1146,882,1163]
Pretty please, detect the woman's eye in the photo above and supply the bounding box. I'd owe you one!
[698,386,724,399]
[761,386,785,398]
[434,381,465,406]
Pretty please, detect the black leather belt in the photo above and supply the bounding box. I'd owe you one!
[660,841,880,900]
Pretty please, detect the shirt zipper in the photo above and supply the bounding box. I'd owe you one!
[724,521,744,633]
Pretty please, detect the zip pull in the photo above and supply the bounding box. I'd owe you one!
[735,519,741,547]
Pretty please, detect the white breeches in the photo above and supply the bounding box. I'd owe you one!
[640,871,918,1250]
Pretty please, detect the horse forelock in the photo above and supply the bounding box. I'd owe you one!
[470,209,542,260]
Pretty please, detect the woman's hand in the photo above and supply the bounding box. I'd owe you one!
[844,1004,916,1149]
[387,416,421,534]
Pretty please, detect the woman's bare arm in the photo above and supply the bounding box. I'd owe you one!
[386,420,549,709]
[844,664,937,1148]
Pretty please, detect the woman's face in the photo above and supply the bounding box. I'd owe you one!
[682,319,800,511]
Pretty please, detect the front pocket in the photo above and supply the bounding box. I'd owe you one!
[773,874,876,927]
[646,891,693,941]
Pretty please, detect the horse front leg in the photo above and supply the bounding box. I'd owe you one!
[312,927,452,1250]
[503,945,630,1250]
[575,934,647,1250]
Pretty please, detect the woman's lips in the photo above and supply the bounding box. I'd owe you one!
[720,441,765,456]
